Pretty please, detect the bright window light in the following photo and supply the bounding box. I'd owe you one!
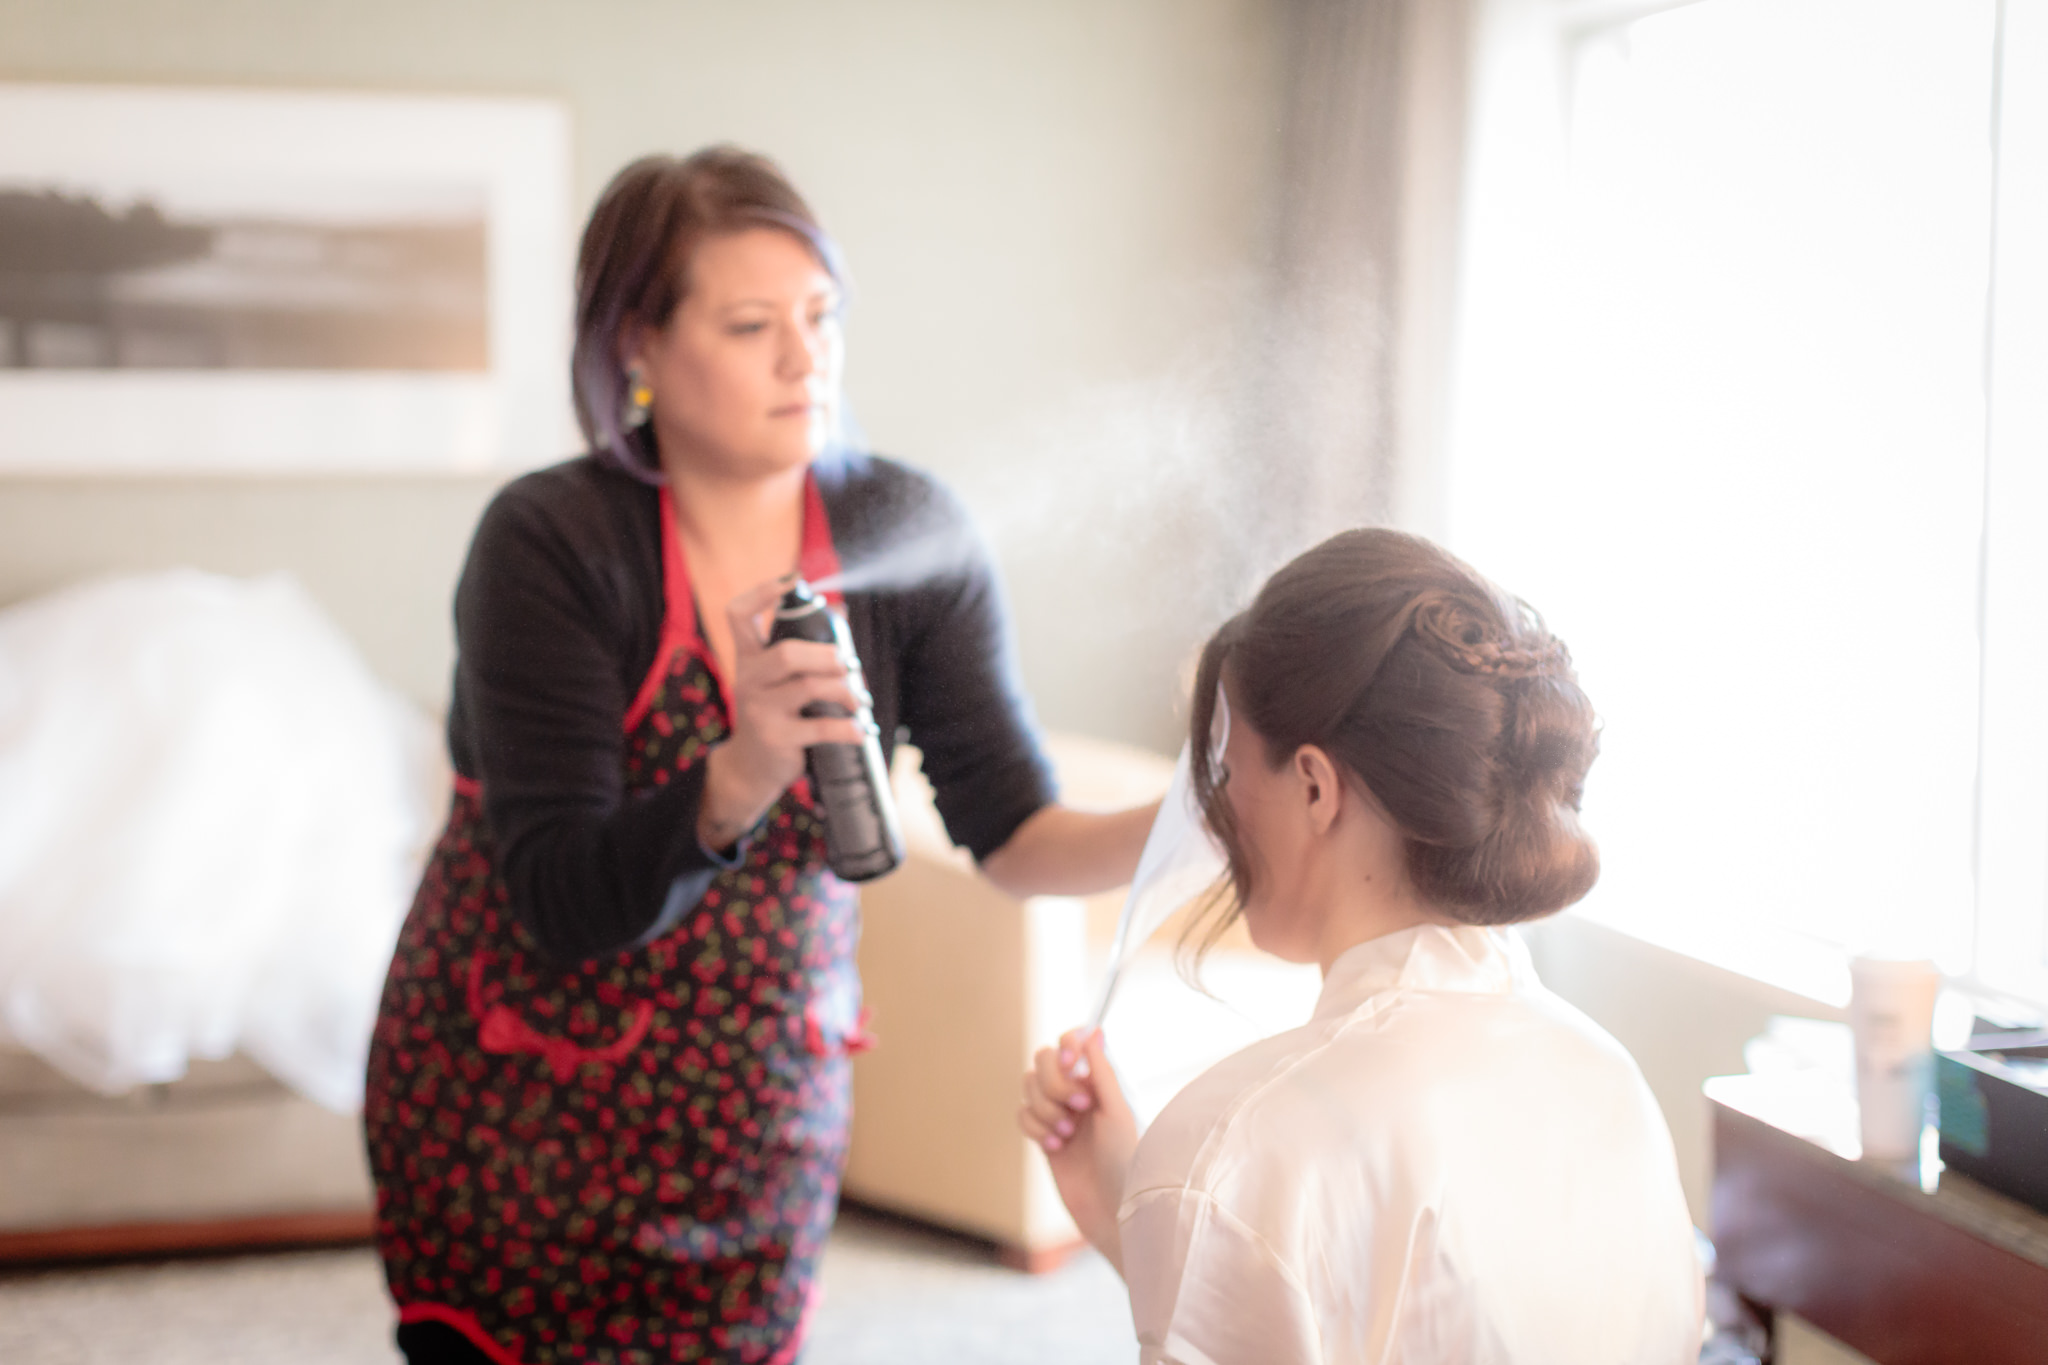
[1449,0,1999,989]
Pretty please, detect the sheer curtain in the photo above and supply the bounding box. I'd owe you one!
[1445,0,2002,998]
[1231,0,1474,560]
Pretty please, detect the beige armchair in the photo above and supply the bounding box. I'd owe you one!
[842,734,1318,1268]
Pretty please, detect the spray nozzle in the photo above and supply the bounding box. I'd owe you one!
[776,577,820,616]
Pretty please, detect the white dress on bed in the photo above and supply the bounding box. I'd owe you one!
[0,569,445,1109]
[1117,922,1704,1365]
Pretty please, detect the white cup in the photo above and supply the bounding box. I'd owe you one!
[1847,956,1944,1160]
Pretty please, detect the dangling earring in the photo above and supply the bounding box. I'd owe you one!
[621,364,653,431]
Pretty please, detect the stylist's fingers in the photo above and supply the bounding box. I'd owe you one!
[786,715,867,749]
[724,578,793,658]
[760,658,865,713]
[752,639,846,687]
[746,678,865,750]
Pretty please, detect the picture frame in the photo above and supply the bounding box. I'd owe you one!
[0,83,575,474]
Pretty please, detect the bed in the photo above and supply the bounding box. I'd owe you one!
[0,474,490,1264]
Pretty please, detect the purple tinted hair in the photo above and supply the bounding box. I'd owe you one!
[571,149,849,483]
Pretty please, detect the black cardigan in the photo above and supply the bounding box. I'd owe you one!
[445,452,1056,965]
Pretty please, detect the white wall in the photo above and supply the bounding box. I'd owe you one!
[0,0,1284,744]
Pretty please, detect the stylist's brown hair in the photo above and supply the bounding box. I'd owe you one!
[1186,528,1599,954]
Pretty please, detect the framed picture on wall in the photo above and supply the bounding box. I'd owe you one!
[0,83,575,473]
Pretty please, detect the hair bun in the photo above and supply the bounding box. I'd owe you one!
[1401,594,1599,922]
[1415,782,1599,923]
[1423,669,1600,922]
[1411,597,1568,681]
[1182,528,1604,945]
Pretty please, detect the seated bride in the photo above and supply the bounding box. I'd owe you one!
[1021,528,1703,1364]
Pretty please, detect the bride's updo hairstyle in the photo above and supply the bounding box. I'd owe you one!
[1188,529,1598,939]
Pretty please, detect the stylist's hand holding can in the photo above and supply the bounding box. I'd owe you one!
[696,577,867,853]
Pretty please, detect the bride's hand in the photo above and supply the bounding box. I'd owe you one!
[1020,1027,1137,1275]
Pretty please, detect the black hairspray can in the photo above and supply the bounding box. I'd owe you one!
[766,578,905,882]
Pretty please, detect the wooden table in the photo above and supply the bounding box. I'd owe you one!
[1707,1073,2048,1364]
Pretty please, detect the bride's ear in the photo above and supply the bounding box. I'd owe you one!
[1295,745,1344,835]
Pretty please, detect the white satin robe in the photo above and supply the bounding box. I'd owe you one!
[1118,923,1704,1365]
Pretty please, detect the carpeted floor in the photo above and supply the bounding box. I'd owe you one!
[0,1208,1136,1364]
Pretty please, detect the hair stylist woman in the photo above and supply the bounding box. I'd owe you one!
[365,148,1154,1365]
[1022,530,1703,1363]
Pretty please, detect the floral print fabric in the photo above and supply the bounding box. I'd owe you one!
[365,638,863,1365]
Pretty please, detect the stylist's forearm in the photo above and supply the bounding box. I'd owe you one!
[978,801,1160,898]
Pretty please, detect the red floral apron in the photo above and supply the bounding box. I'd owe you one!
[365,478,871,1364]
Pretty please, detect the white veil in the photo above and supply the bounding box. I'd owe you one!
[1086,687,1232,1030]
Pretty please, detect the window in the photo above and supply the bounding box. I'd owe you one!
[1449,0,2045,1005]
